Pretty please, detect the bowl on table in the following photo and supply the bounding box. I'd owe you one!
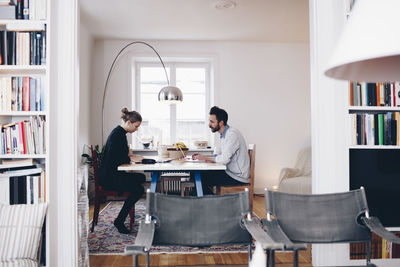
[142,142,151,149]
[167,147,189,159]
[193,140,208,149]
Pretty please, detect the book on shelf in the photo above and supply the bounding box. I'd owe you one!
[350,81,400,107]
[0,115,45,154]
[22,0,28,20]
[351,112,400,146]
[0,158,34,167]
[0,166,45,205]
[0,25,46,65]
[0,166,41,177]
[16,0,22,19]
[350,232,400,259]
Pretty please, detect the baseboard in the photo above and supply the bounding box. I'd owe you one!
[254,187,265,195]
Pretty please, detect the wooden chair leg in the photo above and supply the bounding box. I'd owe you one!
[181,183,185,196]
[129,207,135,232]
[91,195,100,232]
[250,189,254,211]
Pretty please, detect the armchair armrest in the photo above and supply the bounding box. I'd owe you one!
[278,168,302,184]
[361,216,400,244]
[243,217,284,250]
[124,220,156,256]
[261,218,307,251]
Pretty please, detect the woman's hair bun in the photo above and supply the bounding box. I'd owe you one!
[121,107,128,114]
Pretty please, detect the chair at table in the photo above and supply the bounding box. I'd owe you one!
[214,144,256,209]
[125,189,283,267]
[0,203,47,267]
[261,187,400,267]
[90,145,135,232]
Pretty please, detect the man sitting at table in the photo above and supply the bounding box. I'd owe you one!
[192,106,250,194]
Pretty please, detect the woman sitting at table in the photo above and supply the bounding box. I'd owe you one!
[99,108,145,234]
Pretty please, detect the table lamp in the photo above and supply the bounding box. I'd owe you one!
[101,41,183,144]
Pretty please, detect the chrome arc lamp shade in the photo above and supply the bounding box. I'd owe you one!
[101,41,183,143]
[158,86,183,103]
[324,0,400,82]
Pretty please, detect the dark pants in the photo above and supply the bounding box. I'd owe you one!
[200,170,245,195]
[105,172,145,223]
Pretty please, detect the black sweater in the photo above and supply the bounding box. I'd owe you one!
[98,125,131,187]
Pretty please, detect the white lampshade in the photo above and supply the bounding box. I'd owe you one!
[324,0,400,82]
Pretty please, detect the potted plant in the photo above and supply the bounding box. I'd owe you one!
[81,145,104,203]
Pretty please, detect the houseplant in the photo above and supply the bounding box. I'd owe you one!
[81,144,104,203]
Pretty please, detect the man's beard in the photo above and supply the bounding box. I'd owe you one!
[210,125,220,133]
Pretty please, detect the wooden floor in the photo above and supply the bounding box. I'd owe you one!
[89,195,312,267]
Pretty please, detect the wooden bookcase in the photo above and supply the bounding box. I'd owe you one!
[0,1,50,265]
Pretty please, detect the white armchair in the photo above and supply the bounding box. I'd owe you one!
[0,203,48,267]
[278,146,311,194]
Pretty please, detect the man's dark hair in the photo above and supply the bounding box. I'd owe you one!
[210,106,228,126]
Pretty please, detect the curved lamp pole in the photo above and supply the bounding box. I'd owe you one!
[101,41,183,145]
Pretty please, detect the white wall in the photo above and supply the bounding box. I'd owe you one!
[309,0,353,265]
[78,24,93,161]
[90,39,311,192]
[50,0,79,265]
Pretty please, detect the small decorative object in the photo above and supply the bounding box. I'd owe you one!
[193,140,208,149]
[168,142,188,159]
[140,136,153,149]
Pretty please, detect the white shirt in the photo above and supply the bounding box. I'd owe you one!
[214,125,250,183]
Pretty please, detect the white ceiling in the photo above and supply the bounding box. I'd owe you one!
[79,0,309,42]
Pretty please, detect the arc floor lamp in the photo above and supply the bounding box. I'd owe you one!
[101,41,183,144]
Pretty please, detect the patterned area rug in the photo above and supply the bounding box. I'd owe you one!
[88,200,250,254]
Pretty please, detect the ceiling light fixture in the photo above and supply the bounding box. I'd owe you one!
[214,0,236,10]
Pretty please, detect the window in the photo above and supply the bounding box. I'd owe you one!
[134,61,211,148]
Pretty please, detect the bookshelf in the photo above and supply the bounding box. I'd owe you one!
[348,81,400,263]
[0,1,50,265]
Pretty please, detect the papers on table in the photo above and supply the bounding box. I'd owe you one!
[184,156,205,163]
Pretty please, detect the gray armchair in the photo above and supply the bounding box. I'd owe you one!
[125,189,283,267]
[262,187,400,267]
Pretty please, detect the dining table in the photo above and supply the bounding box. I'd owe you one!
[118,158,226,197]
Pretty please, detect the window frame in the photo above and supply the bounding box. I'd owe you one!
[134,60,212,147]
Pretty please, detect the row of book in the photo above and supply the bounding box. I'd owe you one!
[0,0,46,20]
[0,30,46,65]
[0,76,44,111]
[349,81,400,107]
[350,112,400,146]
[350,232,400,259]
[0,115,45,154]
[0,165,45,204]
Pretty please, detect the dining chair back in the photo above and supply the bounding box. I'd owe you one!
[125,189,285,267]
[262,187,400,267]
[215,144,256,209]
